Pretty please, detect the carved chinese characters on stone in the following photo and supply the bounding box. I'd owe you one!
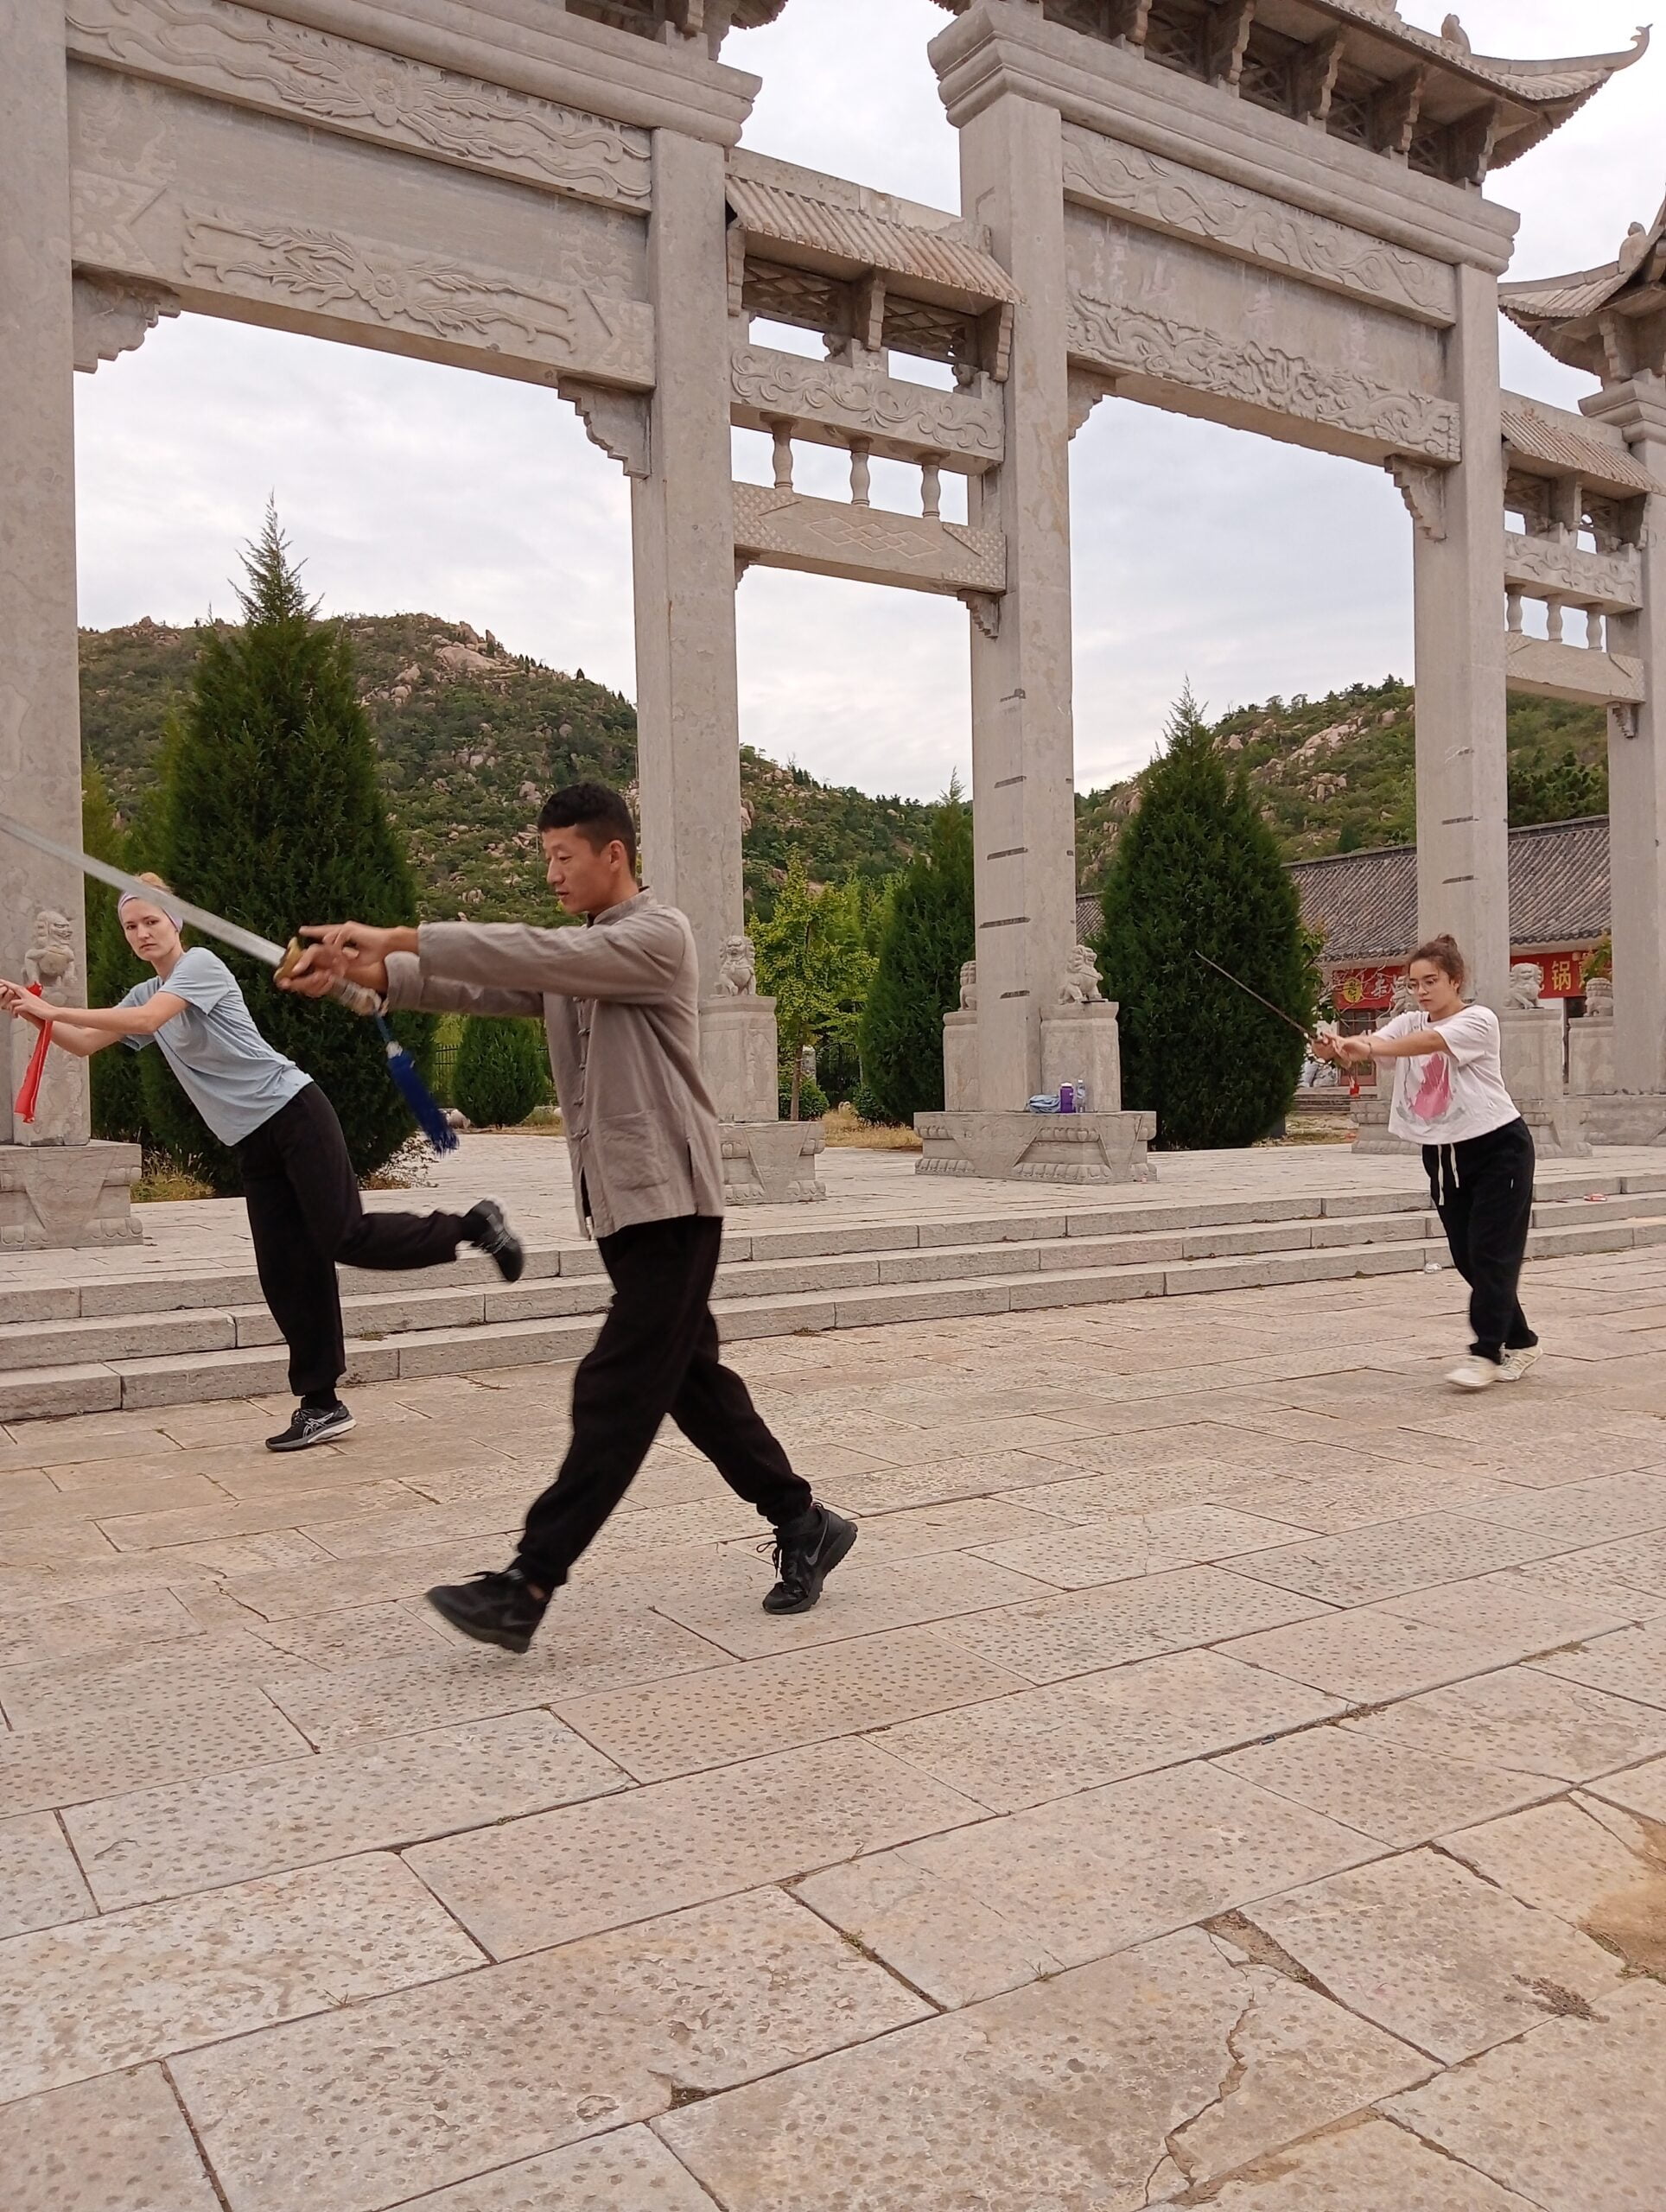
[1061,129,1454,325]
[1068,295,1461,465]
[67,0,652,208]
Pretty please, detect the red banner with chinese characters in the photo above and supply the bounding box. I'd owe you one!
[1330,965,1404,1012]
[1523,951,1588,1000]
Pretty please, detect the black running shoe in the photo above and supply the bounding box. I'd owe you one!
[465,1197,525,1283]
[426,1567,547,1654]
[762,1504,858,1614]
[265,1402,354,1452]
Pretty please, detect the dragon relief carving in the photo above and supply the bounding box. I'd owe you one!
[729,346,1002,463]
[1067,295,1461,464]
[1061,130,1453,325]
[66,0,653,207]
[180,209,652,382]
[1502,531,1642,611]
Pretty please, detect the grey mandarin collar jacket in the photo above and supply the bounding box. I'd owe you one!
[382,889,725,1241]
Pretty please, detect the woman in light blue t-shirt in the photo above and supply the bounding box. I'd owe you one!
[1,877,523,1452]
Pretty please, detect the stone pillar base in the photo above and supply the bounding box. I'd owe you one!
[913,1109,1154,1185]
[942,1008,978,1111]
[1576,1094,1666,1147]
[1040,1001,1123,1110]
[0,1141,143,1249]
[720,1120,826,1205]
[1351,1095,1592,1160]
[1348,1097,1415,1154]
[700,995,779,1124]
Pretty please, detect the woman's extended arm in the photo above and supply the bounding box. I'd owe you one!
[0,981,185,1050]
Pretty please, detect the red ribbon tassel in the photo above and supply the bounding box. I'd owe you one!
[14,984,53,1125]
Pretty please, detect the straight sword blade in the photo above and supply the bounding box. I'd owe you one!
[1194,950,1319,1046]
[0,811,288,969]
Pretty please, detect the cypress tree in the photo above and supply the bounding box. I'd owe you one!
[81,758,149,1146]
[453,1014,549,1128]
[857,778,975,1123]
[1096,685,1315,1149]
[142,509,434,1189]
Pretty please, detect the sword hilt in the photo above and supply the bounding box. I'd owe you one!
[277,938,383,1019]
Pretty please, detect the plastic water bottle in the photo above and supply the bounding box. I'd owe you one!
[1058,1082,1076,1115]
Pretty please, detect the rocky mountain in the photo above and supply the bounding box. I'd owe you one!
[1074,677,1607,890]
[78,614,932,923]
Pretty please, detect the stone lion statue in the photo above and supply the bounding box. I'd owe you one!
[1058,944,1104,1006]
[1505,962,1543,1010]
[24,909,78,1001]
[715,933,756,997]
[1389,975,1416,1015]
[957,961,976,1013]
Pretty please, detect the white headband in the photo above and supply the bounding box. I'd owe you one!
[118,889,183,923]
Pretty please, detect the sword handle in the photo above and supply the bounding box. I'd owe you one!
[277,938,383,1019]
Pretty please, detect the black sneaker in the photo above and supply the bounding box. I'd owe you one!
[265,1402,355,1452]
[465,1197,525,1283]
[762,1504,858,1615]
[426,1567,547,1654]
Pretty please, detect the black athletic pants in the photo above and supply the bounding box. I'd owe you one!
[1424,1116,1538,1363]
[238,1083,470,1400]
[515,1212,813,1590]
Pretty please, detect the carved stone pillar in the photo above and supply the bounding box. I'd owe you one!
[957,90,1079,1114]
[1586,380,1666,1110]
[628,129,814,1200]
[1412,263,1511,1010]
[0,4,141,1247]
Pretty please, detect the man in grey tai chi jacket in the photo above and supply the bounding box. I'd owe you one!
[283,781,855,1652]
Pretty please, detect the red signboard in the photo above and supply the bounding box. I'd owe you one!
[1328,951,1591,1007]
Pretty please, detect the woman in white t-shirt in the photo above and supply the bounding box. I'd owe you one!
[1317,934,1539,1392]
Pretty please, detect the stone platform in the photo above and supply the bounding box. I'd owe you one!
[8,1236,1666,2208]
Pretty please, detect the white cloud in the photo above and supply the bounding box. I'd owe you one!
[73,0,1662,802]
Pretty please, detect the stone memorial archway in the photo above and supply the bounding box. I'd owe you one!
[2,0,1659,1244]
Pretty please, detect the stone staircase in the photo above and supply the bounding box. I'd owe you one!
[5,1166,1666,1422]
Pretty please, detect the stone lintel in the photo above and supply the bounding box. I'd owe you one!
[158,0,760,146]
[914,1110,1155,1187]
[730,343,1003,471]
[929,3,1521,276]
[732,483,1005,595]
[65,0,664,211]
[1503,531,1642,617]
[1504,633,1644,708]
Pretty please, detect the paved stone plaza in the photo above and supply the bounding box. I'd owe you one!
[6,1197,1666,2208]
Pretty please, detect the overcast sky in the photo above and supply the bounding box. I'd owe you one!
[73,0,1663,801]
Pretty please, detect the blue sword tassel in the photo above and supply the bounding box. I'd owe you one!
[376,1015,458,1154]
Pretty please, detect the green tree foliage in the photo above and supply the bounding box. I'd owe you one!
[81,758,149,1145]
[1508,746,1607,827]
[453,1015,550,1128]
[753,855,874,1121]
[1096,685,1317,1149]
[141,509,434,1190]
[856,779,976,1123]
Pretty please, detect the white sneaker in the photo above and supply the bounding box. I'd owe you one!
[1501,1344,1543,1382]
[1447,1355,1502,1392]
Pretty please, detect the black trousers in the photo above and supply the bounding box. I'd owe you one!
[1424,1117,1538,1363]
[515,1212,813,1589]
[238,1083,470,1399]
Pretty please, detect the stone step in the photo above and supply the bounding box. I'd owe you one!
[7,1208,1665,1423]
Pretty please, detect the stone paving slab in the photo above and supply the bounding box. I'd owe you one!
[1240,1848,1627,2065]
[170,1887,928,2212]
[1217,1605,1560,1706]
[1530,1616,1666,1707]
[936,1564,1331,1683]
[652,1548,1045,1656]
[869,1648,1345,1813]
[0,1811,95,1936]
[64,1710,627,1910]
[395,2128,718,2210]
[793,1758,1381,2007]
[0,1624,328,1732]
[1216,1725,1564,1848]
[1195,2116,1540,2211]
[0,1680,310,1814]
[1384,1979,1666,2209]
[3,2066,223,2212]
[1230,1512,1574,1608]
[658,1926,1432,2211]
[1440,1792,1666,1968]
[1359,1664,1666,1783]
[555,1626,1027,1783]
[966,1502,1308,1588]
[407,1737,981,1958]
[0,1853,482,2102]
